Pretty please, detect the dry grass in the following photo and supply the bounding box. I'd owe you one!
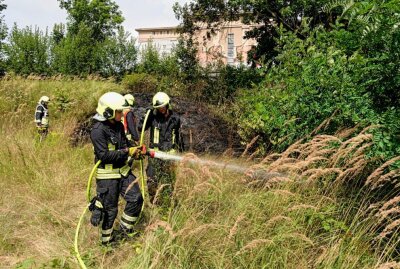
[0,78,121,268]
[288,204,318,212]
[376,262,400,269]
[366,157,400,187]
[146,220,176,238]
[228,213,245,240]
[240,126,399,252]
[1,78,399,269]
[152,184,171,205]
[264,215,293,228]
[241,135,260,158]
[235,239,274,256]
[182,223,225,238]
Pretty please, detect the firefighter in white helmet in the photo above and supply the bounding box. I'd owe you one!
[90,92,143,245]
[122,94,139,146]
[35,96,50,138]
[138,92,184,203]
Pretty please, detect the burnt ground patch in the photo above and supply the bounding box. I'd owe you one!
[71,93,244,155]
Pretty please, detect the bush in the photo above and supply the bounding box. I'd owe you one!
[200,64,262,104]
[157,75,186,97]
[234,2,400,156]
[122,73,158,93]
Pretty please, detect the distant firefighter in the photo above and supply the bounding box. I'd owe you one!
[35,96,50,141]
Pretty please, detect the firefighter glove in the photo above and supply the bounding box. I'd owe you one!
[89,196,104,227]
[128,146,143,159]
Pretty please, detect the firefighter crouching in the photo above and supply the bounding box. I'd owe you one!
[138,92,184,203]
[90,92,144,245]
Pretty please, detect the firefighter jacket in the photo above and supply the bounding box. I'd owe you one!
[123,109,139,142]
[35,103,49,126]
[90,119,130,175]
[138,109,184,152]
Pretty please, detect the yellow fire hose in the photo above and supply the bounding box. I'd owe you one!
[74,109,151,269]
[74,160,101,269]
[138,109,151,209]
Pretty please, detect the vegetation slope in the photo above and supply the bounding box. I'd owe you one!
[1,78,399,269]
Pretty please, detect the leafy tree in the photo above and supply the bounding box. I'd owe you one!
[58,0,123,41]
[0,0,7,75]
[136,41,181,77]
[52,23,66,45]
[53,0,126,76]
[136,41,162,75]
[174,36,199,81]
[5,25,51,75]
[99,27,137,78]
[174,0,337,63]
[52,23,101,75]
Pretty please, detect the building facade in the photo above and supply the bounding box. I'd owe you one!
[136,26,180,56]
[136,21,258,66]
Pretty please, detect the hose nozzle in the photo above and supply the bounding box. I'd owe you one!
[139,144,155,158]
[146,149,155,158]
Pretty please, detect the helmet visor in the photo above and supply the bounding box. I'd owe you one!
[154,100,168,108]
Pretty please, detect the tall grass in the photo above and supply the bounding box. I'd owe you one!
[0,77,121,267]
[0,77,399,268]
[116,133,399,268]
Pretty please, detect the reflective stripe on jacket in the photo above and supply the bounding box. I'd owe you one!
[90,120,131,179]
[35,103,49,126]
[138,109,184,152]
[95,163,131,179]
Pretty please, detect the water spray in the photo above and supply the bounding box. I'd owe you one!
[144,148,283,181]
[144,148,249,174]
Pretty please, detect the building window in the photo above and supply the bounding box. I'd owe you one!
[227,33,235,64]
[152,31,155,35]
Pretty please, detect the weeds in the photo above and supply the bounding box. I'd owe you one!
[0,78,399,268]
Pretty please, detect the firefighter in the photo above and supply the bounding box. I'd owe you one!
[138,92,184,202]
[90,92,144,245]
[35,96,50,139]
[122,94,139,146]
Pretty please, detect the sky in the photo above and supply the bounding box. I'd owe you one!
[3,0,189,36]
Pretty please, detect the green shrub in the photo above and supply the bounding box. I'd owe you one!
[234,1,400,156]
[157,75,186,97]
[235,32,375,151]
[122,73,158,93]
[200,64,262,104]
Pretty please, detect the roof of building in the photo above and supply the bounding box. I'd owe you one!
[135,26,179,31]
[135,21,262,33]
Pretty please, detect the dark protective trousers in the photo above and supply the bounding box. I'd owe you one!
[96,173,143,231]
